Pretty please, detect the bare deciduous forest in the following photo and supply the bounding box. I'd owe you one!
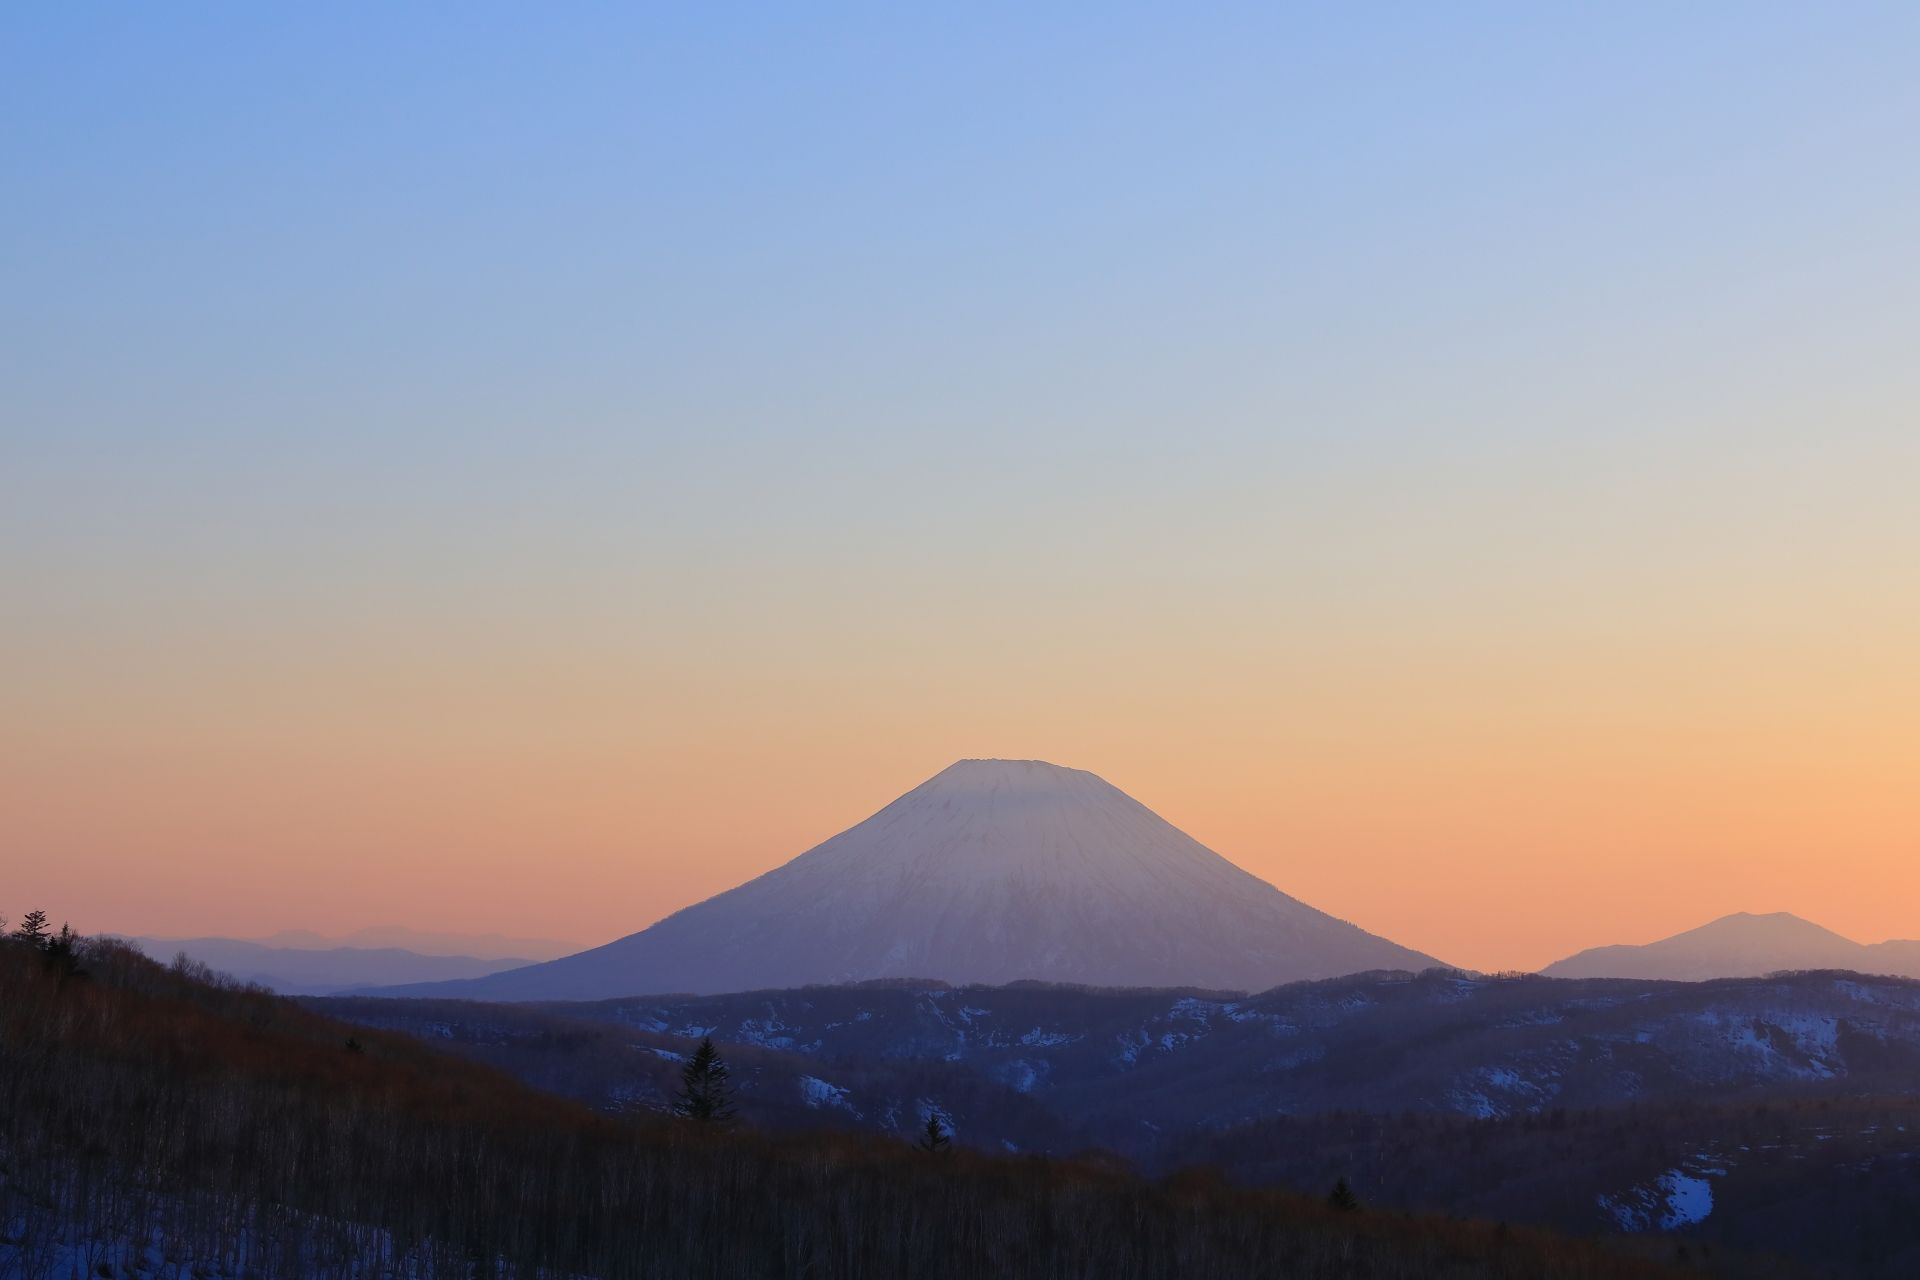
[0,933,1714,1280]
[1166,1100,1920,1276]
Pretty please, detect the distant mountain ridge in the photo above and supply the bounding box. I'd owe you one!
[378,758,1442,1000]
[1541,911,1920,981]
[122,936,549,996]
[218,926,579,961]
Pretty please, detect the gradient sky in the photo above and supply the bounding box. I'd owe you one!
[4,4,1917,972]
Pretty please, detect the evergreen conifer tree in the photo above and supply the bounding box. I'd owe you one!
[13,909,49,948]
[42,924,86,980]
[673,1037,736,1122]
[1327,1177,1359,1211]
[916,1113,951,1154]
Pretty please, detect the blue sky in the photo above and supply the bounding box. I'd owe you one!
[4,4,1918,965]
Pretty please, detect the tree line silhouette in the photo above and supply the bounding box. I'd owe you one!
[0,919,1702,1280]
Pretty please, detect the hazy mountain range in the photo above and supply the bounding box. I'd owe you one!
[376,759,1442,1000]
[1542,911,1920,982]
[239,925,580,961]
[122,926,581,995]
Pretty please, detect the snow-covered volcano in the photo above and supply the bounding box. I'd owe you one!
[382,759,1442,1000]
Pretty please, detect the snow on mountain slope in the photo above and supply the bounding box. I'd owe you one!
[378,759,1442,1000]
[1541,911,1920,981]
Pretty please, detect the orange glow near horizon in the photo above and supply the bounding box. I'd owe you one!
[6,542,1917,973]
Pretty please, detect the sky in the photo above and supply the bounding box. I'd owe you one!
[3,4,1917,973]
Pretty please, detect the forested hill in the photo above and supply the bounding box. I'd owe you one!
[322,970,1920,1276]
[1165,1097,1920,1278]
[480,967,1920,1153]
[2,931,1702,1280]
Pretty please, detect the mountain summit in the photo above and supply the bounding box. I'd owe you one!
[382,759,1442,1000]
[1541,911,1920,981]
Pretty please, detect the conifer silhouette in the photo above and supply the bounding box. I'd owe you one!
[13,909,49,948]
[1327,1177,1359,1211]
[42,924,86,981]
[917,1112,952,1154]
[674,1037,736,1122]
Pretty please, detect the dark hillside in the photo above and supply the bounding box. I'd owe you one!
[326,970,1920,1275]
[1165,1097,1920,1279]
[315,994,1084,1152]
[1,932,1703,1280]
[516,968,1920,1153]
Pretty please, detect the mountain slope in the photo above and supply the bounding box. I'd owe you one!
[1541,911,1920,981]
[381,759,1441,999]
[321,994,1085,1152]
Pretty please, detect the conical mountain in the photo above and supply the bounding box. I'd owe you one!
[381,760,1442,1000]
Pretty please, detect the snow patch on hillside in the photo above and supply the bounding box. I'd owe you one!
[735,1017,801,1049]
[1599,1170,1715,1231]
[1446,1065,1556,1118]
[797,1076,856,1112]
[1696,1011,1841,1078]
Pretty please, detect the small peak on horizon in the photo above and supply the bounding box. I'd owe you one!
[1541,907,1888,982]
[1692,910,1847,935]
[1650,911,1864,950]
